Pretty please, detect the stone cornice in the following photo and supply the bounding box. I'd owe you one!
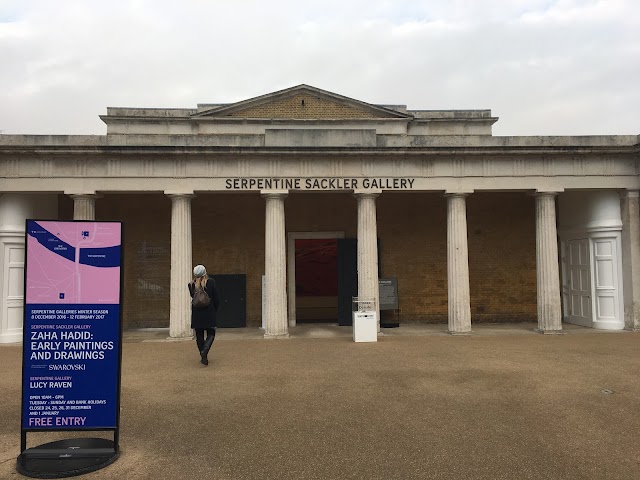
[101,116,413,124]
[0,145,638,158]
[1,134,637,151]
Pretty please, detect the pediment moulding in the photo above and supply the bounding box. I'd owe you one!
[98,84,499,136]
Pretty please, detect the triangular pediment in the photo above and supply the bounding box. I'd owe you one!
[193,85,411,120]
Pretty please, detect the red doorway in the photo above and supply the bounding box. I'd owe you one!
[295,238,338,322]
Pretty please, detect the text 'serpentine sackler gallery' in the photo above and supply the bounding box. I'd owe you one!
[1,84,639,342]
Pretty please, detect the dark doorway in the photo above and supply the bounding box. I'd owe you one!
[337,239,358,326]
[336,239,382,326]
[211,274,246,328]
[295,239,338,323]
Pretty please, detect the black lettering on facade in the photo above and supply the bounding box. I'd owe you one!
[224,177,413,190]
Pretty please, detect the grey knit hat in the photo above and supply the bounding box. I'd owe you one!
[193,264,207,277]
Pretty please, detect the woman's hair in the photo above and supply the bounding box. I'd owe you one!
[194,274,209,289]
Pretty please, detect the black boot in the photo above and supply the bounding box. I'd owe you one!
[200,332,215,366]
[200,350,208,366]
[203,334,215,353]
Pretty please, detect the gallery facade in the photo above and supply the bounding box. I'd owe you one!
[1,84,639,343]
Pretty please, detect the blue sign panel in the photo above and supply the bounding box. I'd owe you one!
[22,221,122,430]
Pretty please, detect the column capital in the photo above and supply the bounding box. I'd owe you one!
[66,192,101,199]
[353,189,381,198]
[261,189,288,199]
[532,190,562,197]
[444,190,472,198]
[165,190,194,199]
[621,189,640,199]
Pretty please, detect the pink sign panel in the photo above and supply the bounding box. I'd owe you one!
[26,221,121,304]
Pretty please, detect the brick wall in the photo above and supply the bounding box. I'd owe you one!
[467,192,537,321]
[192,193,265,326]
[60,193,171,329]
[286,192,357,234]
[378,192,537,323]
[378,193,448,322]
[228,94,377,119]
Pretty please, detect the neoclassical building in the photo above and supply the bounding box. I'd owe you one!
[1,84,639,343]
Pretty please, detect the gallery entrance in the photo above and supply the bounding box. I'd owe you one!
[287,233,372,327]
[288,232,346,326]
[294,238,338,323]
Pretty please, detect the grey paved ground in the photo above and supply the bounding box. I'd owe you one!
[1,324,640,479]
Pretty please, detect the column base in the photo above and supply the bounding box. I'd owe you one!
[448,330,472,336]
[264,333,290,339]
[534,329,565,335]
[165,335,194,342]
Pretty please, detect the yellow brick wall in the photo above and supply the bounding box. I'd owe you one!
[378,192,537,323]
[377,193,448,322]
[286,192,357,234]
[60,190,538,328]
[59,194,171,329]
[191,193,265,326]
[467,192,537,321]
[228,94,378,119]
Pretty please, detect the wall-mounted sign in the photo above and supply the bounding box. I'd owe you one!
[379,278,399,310]
[225,177,416,190]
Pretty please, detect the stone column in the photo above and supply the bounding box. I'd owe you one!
[263,191,288,338]
[167,193,193,339]
[446,193,472,334]
[535,192,562,332]
[621,190,640,331]
[355,191,380,330]
[70,194,98,220]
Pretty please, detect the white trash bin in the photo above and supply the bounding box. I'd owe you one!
[352,297,377,343]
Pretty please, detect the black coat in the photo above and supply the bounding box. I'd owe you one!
[188,277,220,329]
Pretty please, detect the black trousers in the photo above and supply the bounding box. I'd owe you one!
[195,328,216,353]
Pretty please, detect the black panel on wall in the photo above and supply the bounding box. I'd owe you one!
[337,239,358,326]
[336,239,382,327]
[211,274,246,328]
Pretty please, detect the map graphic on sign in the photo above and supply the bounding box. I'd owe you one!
[26,221,121,304]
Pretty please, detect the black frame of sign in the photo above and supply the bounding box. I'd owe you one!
[17,220,124,478]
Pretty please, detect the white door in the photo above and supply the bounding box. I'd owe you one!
[592,237,622,329]
[0,242,25,343]
[565,239,592,327]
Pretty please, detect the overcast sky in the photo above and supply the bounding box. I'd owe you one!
[1,0,638,136]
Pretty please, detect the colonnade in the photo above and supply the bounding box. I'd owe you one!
[1,189,639,344]
[154,189,569,338]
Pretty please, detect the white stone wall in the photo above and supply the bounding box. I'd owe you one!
[0,194,58,343]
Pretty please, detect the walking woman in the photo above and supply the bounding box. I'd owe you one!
[188,264,220,365]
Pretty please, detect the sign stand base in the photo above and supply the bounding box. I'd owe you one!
[16,438,119,479]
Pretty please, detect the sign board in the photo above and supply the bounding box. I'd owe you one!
[18,220,123,477]
[378,278,398,310]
